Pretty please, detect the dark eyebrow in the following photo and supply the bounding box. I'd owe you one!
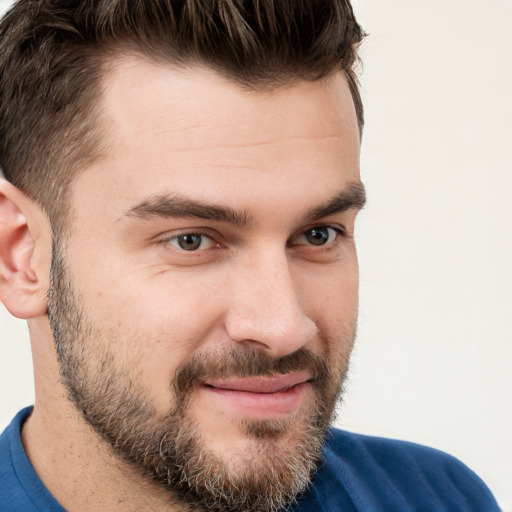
[125,194,251,227]
[305,182,366,220]
[125,183,365,226]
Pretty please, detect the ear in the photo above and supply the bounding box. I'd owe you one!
[0,179,52,319]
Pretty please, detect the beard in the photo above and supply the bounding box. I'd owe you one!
[48,241,354,512]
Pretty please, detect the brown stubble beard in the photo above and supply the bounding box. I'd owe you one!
[47,240,355,512]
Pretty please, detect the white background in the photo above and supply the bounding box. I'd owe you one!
[0,0,511,509]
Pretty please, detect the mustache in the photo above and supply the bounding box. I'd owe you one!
[173,348,330,397]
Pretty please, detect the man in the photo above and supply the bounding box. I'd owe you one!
[0,1,500,511]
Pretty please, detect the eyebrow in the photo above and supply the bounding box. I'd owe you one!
[125,181,366,226]
[126,194,251,227]
[305,182,366,220]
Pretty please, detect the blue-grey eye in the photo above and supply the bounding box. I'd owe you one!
[298,227,338,246]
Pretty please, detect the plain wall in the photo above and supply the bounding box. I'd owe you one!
[0,0,511,509]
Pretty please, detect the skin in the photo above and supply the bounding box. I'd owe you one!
[0,57,363,511]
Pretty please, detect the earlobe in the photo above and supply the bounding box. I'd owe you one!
[0,179,51,319]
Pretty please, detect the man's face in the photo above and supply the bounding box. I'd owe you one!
[48,58,363,511]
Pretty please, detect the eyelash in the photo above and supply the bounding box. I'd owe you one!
[159,228,218,252]
[291,226,346,247]
[158,225,347,255]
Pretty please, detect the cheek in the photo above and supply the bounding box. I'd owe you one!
[295,257,359,333]
[77,259,222,339]
[72,269,226,410]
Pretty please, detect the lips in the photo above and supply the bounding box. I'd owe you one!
[204,372,312,393]
[200,372,312,418]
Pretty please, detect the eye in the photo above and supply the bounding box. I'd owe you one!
[167,233,216,251]
[295,226,341,246]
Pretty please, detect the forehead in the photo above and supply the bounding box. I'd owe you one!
[100,56,359,149]
[72,56,360,222]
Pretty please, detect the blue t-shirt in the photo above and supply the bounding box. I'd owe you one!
[0,407,500,511]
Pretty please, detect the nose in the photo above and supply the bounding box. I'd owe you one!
[223,249,317,357]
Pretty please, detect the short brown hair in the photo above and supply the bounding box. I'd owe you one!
[0,0,365,232]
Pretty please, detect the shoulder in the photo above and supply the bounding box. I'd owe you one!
[301,428,500,512]
[324,427,479,475]
[0,407,65,512]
